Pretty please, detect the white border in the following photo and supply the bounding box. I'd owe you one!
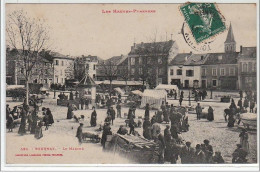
[1,0,259,172]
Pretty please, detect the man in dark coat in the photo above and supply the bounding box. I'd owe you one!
[250,100,255,113]
[30,108,38,134]
[238,99,243,111]
[90,107,97,127]
[180,141,195,164]
[116,102,121,118]
[110,107,115,125]
[195,103,202,120]
[76,123,83,144]
[128,116,135,135]
[179,97,183,106]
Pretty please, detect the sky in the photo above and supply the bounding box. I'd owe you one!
[6,3,257,60]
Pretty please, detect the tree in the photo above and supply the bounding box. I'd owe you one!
[6,10,50,105]
[98,60,118,98]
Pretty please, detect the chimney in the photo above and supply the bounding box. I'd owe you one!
[201,56,204,60]
[240,45,243,53]
[190,51,192,54]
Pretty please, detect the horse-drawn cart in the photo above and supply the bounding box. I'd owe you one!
[105,134,159,163]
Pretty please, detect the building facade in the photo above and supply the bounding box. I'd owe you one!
[6,48,54,87]
[50,52,74,85]
[74,55,98,82]
[128,40,179,88]
[238,46,257,91]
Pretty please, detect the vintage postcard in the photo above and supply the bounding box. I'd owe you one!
[1,0,259,172]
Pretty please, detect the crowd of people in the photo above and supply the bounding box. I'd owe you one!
[6,100,54,139]
[6,88,255,164]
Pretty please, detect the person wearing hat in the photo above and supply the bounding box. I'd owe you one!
[180,141,195,164]
[203,139,213,163]
[232,144,248,163]
[239,128,249,153]
[194,144,206,164]
[116,102,121,118]
[90,106,97,127]
[195,103,202,120]
[110,106,116,125]
[76,123,84,144]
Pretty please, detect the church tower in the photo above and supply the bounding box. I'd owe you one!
[224,23,236,53]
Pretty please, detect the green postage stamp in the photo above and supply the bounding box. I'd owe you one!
[180,3,226,43]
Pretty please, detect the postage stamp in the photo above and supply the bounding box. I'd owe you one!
[180,3,226,43]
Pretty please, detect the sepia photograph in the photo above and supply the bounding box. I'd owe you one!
[1,0,259,171]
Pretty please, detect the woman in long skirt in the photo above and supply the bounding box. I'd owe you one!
[239,128,249,153]
[67,103,73,119]
[18,108,26,135]
[207,106,214,121]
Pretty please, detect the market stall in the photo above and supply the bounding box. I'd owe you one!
[140,89,167,110]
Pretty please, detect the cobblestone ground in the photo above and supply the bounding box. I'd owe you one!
[5,91,257,164]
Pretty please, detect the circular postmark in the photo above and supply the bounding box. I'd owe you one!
[181,22,215,52]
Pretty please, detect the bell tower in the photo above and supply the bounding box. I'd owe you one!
[224,23,236,53]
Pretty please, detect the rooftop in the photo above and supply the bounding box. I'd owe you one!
[128,40,175,56]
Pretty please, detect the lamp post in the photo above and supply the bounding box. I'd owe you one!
[188,89,191,106]
[210,87,213,99]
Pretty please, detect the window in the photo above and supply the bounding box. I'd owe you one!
[93,74,96,79]
[61,61,64,66]
[220,68,225,76]
[60,70,63,76]
[229,68,235,76]
[202,68,206,76]
[139,67,143,75]
[139,57,142,64]
[248,62,252,72]
[242,63,247,72]
[212,68,217,76]
[55,60,59,65]
[93,65,96,70]
[131,57,135,65]
[252,63,256,72]
[159,68,164,75]
[147,57,152,65]
[86,64,89,71]
[212,80,217,87]
[177,69,182,75]
[158,57,162,64]
[131,68,135,75]
[170,69,174,76]
[186,70,194,77]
